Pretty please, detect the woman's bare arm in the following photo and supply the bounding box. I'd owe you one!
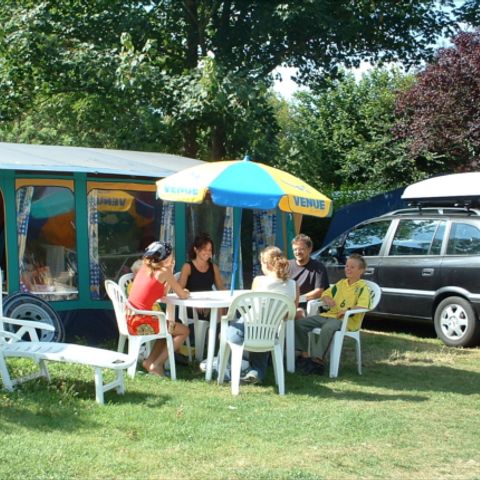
[178,263,191,288]
[213,264,226,290]
[161,270,189,299]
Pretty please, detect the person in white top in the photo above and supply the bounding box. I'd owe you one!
[226,246,299,384]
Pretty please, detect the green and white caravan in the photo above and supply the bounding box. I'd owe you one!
[0,142,296,344]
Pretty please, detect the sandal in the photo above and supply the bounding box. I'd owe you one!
[301,358,325,376]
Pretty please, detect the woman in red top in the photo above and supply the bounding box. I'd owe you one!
[128,241,189,377]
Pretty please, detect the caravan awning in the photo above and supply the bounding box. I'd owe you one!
[0,142,203,178]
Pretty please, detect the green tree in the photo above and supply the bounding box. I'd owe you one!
[0,1,475,160]
[275,68,415,203]
[122,0,471,159]
[0,1,171,150]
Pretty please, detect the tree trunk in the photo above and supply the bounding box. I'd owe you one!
[184,122,198,159]
[184,0,199,69]
[211,123,226,160]
[183,0,199,158]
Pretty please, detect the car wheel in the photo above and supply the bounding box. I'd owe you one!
[2,293,65,342]
[434,296,480,347]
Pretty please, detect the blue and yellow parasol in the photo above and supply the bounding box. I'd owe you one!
[157,157,331,218]
[156,157,332,290]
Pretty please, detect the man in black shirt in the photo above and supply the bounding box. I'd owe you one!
[288,234,329,318]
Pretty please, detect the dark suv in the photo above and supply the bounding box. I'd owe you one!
[312,207,480,347]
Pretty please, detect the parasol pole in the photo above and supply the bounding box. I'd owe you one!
[230,207,242,295]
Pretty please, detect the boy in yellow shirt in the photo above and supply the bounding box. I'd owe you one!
[295,253,371,375]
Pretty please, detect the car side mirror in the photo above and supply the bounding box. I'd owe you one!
[328,246,338,257]
[325,246,344,265]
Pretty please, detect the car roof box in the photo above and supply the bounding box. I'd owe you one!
[402,172,480,208]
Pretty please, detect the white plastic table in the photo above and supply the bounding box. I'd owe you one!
[163,290,249,381]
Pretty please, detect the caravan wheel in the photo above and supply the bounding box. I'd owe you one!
[2,293,65,342]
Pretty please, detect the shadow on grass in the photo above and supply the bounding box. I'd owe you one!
[0,382,100,432]
[285,373,430,402]
[0,401,97,433]
[0,375,171,430]
[113,389,171,408]
[354,362,480,396]
[281,329,480,399]
[363,316,437,340]
[362,329,449,352]
[307,385,428,402]
[285,360,480,400]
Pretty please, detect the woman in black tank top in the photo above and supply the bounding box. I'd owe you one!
[186,260,215,292]
[178,233,226,319]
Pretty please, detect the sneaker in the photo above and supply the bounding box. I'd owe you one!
[199,359,207,373]
[241,369,262,385]
[200,357,249,374]
[301,359,325,376]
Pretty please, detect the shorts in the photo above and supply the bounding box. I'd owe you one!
[126,314,160,336]
[126,302,163,335]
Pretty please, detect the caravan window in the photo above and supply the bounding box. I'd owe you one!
[86,184,162,299]
[16,182,78,300]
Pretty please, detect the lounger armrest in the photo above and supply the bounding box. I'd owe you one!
[1,316,56,331]
[1,316,56,342]
[0,329,22,343]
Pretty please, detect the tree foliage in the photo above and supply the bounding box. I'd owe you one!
[0,1,473,160]
[274,68,416,203]
[395,30,480,173]
[0,1,170,150]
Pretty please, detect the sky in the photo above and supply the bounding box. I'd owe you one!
[272,62,376,100]
[272,66,302,100]
[272,38,455,100]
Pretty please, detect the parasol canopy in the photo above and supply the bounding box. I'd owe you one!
[156,158,332,218]
[156,157,332,290]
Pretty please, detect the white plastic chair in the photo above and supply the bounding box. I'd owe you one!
[173,272,210,362]
[217,291,296,395]
[117,273,135,353]
[298,294,319,316]
[307,280,382,378]
[104,280,176,379]
[118,272,134,296]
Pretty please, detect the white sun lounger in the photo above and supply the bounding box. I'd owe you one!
[0,324,136,405]
[0,267,136,404]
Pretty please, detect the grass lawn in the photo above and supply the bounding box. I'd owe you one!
[1,328,479,480]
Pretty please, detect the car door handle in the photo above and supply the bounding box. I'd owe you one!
[364,268,374,275]
[422,268,434,276]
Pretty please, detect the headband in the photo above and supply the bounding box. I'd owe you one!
[144,241,173,261]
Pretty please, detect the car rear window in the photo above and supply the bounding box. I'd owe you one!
[447,222,480,255]
[389,219,445,256]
